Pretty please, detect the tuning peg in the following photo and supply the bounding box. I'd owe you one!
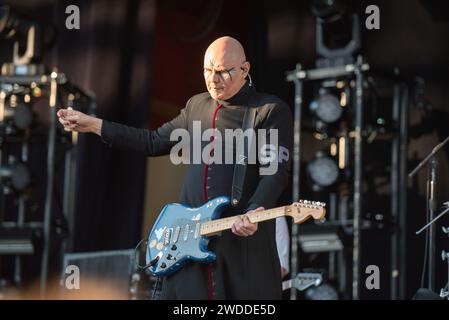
[443,226,449,234]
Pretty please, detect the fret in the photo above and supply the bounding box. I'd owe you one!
[248,207,285,223]
[200,206,287,236]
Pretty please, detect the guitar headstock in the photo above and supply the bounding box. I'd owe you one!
[285,200,326,224]
[294,272,323,291]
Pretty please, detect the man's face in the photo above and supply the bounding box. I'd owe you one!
[203,54,248,101]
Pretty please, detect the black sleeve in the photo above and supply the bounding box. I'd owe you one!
[101,99,190,156]
[246,102,293,211]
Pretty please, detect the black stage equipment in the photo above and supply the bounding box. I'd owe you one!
[410,136,449,292]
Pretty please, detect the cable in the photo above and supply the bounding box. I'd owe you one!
[420,198,430,288]
[151,277,161,300]
[133,236,162,300]
[134,237,151,270]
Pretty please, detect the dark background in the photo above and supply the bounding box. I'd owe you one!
[0,0,448,299]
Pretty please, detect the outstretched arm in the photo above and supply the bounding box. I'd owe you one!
[58,109,103,135]
[57,102,190,156]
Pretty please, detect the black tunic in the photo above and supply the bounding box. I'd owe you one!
[101,82,293,299]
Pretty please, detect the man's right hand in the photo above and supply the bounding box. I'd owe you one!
[57,108,103,136]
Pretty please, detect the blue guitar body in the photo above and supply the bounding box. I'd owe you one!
[146,196,230,277]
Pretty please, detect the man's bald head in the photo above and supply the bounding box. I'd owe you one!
[204,36,246,68]
[203,37,250,101]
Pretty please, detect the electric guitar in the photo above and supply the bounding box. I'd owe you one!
[146,196,326,277]
[282,272,323,291]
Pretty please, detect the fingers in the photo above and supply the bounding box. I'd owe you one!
[232,222,249,237]
[57,108,75,118]
[60,121,78,132]
[231,206,264,237]
[232,218,250,236]
[56,109,66,117]
[64,115,80,122]
[57,108,81,132]
[232,215,258,237]
[58,116,78,131]
[242,215,257,231]
[58,116,76,126]
[57,108,79,120]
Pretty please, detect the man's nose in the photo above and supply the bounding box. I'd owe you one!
[211,71,220,82]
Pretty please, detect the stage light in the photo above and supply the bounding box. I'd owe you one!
[307,151,340,190]
[305,283,339,300]
[311,0,360,67]
[309,90,343,124]
[0,228,36,255]
[0,5,22,39]
[0,5,54,70]
[0,93,34,131]
[311,0,348,23]
[0,162,31,191]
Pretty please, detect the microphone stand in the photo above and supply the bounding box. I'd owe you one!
[409,135,449,291]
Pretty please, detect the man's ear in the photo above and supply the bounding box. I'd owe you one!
[241,61,251,77]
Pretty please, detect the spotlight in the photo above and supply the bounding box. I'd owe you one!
[0,228,37,255]
[307,151,340,191]
[311,0,360,67]
[298,225,345,252]
[311,0,348,23]
[0,5,31,40]
[0,5,56,74]
[0,93,34,132]
[0,162,31,191]
[305,283,339,300]
[309,89,343,125]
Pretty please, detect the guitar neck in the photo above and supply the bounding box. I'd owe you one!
[200,207,286,237]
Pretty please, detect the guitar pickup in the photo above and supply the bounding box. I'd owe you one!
[163,228,172,246]
[183,224,190,241]
[194,223,200,239]
[173,226,180,243]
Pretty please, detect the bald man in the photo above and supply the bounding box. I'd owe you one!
[57,36,293,300]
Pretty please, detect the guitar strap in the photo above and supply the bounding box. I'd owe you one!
[231,105,257,207]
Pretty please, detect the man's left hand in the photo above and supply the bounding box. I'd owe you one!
[231,206,264,237]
